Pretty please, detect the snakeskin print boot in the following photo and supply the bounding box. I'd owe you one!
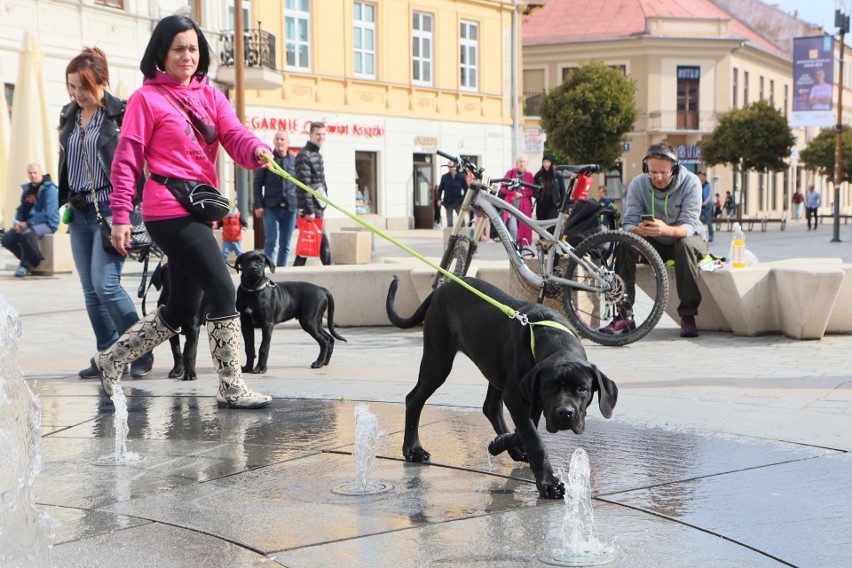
[207,315,272,409]
[94,308,179,397]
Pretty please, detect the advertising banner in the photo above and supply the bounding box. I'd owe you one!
[791,35,835,128]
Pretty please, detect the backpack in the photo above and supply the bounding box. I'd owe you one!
[562,198,619,246]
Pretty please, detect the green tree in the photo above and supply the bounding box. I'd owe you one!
[700,100,795,213]
[799,126,852,184]
[537,61,637,169]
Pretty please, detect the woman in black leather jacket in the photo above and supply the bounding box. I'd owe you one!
[58,47,153,380]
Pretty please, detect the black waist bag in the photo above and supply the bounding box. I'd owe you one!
[151,173,230,222]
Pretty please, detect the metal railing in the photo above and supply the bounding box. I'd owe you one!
[218,28,276,70]
[638,110,719,133]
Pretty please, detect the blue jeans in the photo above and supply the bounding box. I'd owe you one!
[702,204,714,241]
[222,240,243,262]
[68,203,140,351]
[1,223,53,268]
[263,207,297,267]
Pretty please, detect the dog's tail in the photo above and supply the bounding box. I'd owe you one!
[386,276,433,328]
[324,291,347,342]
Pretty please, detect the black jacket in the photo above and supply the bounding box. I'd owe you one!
[57,91,126,206]
[437,171,468,206]
[253,149,297,210]
[295,141,326,216]
[533,169,566,218]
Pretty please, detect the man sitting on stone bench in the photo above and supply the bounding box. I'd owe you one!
[602,143,708,338]
[2,163,59,277]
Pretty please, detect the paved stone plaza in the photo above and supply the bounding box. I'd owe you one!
[1,220,851,567]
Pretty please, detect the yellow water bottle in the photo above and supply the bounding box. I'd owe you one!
[731,222,745,268]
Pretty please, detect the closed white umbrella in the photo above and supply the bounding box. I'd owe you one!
[4,32,57,231]
[0,66,12,226]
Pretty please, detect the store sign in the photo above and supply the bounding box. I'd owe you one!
[247,116,386,138]
[414,136,438,147]
[676,144,701,164]
[524,127,545,152]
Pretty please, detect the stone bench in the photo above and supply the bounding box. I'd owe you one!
[329,230,372,264]
[276,258,510,326]
[638,258,848,339]
[30,232,74,275]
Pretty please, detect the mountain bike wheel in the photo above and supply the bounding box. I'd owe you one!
[562,231,668,346]
[433,234,475,288]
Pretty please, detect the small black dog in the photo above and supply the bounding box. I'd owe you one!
[386,276,617,499]
[235,251,346,371]
[149,262,207,381]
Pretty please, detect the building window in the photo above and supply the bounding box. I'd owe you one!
[412,12,433,85]
[460,21,478,90]
[285,0,311,70]
[784,84,789,116]
[759,75,765,100]
[677,66,700,130]
[743,71,750,105]
[770,79,775,105]
[354,2,376,78]
[188,0,202,24]
[561,67,578,82]
[229,1,251,31]
[608,65,627,76]
[4,83,12,119]
[356,151,378,215]
[733,68,738,108]
[94,0,123,7]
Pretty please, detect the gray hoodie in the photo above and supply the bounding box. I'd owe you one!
[622,169,703,246]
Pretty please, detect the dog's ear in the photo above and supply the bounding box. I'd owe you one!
[591,364,618,418]
[518,361,546,406]
[233,253,245,272]
[264,254,275,273]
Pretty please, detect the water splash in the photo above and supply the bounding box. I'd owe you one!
[543,448,618,566]
[332,403,392,495]
[93,388,142,466]
[0,295,58,566]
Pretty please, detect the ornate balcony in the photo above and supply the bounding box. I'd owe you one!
[216,28,283,90]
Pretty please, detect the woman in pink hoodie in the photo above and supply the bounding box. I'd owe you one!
[499,154,535,248]
[93,15,271,409]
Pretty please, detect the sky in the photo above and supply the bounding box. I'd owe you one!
[771,0,852,32]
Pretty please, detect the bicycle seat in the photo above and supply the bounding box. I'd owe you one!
[555,164,600,175]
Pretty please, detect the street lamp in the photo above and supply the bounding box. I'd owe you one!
[832,9,849,243]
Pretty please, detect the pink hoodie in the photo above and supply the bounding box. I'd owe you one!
[110,71,268,224]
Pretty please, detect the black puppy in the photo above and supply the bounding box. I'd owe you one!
[386,276,617,499]
[235,251,346,371]
[149,262,207,381]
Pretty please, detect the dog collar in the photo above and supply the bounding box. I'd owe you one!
[529,319,575,360]
[239,279,276,293]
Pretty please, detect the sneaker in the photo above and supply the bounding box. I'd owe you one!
[14,266,28,277]
[680,315,698,338]
[599,315,636,335]
[79,364,129,379]
[130,352,154,379]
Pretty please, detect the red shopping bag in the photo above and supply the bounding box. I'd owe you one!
[295,217,323,257]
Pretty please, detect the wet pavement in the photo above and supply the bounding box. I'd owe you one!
[1,221,851,567]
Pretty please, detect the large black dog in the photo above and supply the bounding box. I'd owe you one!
[386,276,617,499]
[235,251,346,371]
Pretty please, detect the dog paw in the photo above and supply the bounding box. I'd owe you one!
[252,365,267,374]
[182,371,197,381]
[536,476,565,499]
[404,447,431,463]
[168,368,183,379]
[488,433,514,456]
[310,360,323,369]
[241,365,253,373]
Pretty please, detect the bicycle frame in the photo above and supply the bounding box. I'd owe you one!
[458,179,609,294]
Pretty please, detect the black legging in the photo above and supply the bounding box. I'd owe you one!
[146,217,236,327]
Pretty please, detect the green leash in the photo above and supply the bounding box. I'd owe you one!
[262,154,572,337]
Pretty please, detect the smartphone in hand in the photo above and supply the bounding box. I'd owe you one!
[640,214,654,223]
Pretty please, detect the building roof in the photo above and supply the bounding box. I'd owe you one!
[523,0,786,58]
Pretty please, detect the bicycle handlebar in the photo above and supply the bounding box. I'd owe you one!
[489,177,541,191]
[436,150,484,180]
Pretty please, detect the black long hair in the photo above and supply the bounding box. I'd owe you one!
[140,15,211,80]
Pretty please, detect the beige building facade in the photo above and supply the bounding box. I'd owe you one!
[241,0,522,230]
[522,0,852,219]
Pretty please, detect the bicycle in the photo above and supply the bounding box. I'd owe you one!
[433,150,669,347]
